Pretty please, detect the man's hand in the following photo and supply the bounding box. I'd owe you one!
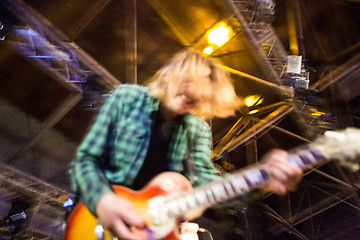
[260,149,303,195]
[96,192,147,239]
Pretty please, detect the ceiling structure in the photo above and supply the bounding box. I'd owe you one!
[0,0,359,239]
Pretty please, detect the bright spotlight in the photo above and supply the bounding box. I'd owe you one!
[202,45,214,55]
[244,95,264,107]
[206,22,233,47]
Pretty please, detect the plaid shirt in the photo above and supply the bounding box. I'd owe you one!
[68,84,221,214]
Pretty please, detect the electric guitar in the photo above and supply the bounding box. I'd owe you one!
[64,128,360,240]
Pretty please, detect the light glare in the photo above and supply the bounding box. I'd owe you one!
[244,95,263,107]
[202,46,214,55]
[206,22,232,47]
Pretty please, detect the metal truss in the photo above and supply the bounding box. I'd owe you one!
[212,99,360,239]
[232,0,288,80]
[1,0,121,161]
[211,5,360,238]
[212,101,296,161]
[0,164,71,207]
[212,98,336,161]
[260,162,360,239]
[0,163,71,239]
[0,1,120,238]
[229,0,289,85]
[3,0,120,89]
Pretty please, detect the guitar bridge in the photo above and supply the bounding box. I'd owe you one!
[147,196,169,226]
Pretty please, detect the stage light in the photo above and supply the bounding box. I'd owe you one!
[0,21,5,40]
[202,45,214,55]
[310,108,325,117]
[244,95,264,107]
[9,211,26,222]
[63,198,74,208]
[249,109,259,114]
[206,22,233,47]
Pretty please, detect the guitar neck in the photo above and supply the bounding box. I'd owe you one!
[162,145,327,219]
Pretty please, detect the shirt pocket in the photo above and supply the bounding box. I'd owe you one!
[113,122,148,164]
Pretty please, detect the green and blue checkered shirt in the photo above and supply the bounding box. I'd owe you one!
[68,84,221,214]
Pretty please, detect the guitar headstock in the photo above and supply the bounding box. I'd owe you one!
[311,127,360,171]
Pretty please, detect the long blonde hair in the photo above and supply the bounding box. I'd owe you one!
[146,49,242,119]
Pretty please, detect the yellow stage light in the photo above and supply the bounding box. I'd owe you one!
[310,110,325,116]
[244,95,264,107]
[206,22,233,47]
[249,109,259,114]
[202,45,214,55]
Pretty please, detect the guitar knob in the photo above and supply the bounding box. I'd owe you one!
[94,222,104,240]
[161,179,175,192]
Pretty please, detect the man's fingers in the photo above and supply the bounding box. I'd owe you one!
[121,210,146,229]
[264,180,287,195]
[96,193,148,239]
[267,165,288,182]
[112,219,145,240]
[261,149,303,195]
[285,174,302,191]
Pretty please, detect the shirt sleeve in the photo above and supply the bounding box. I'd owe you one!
[188,118,222,186]
[68,87,123,215]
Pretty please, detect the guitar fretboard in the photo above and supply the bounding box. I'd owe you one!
[163,145,326,218]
